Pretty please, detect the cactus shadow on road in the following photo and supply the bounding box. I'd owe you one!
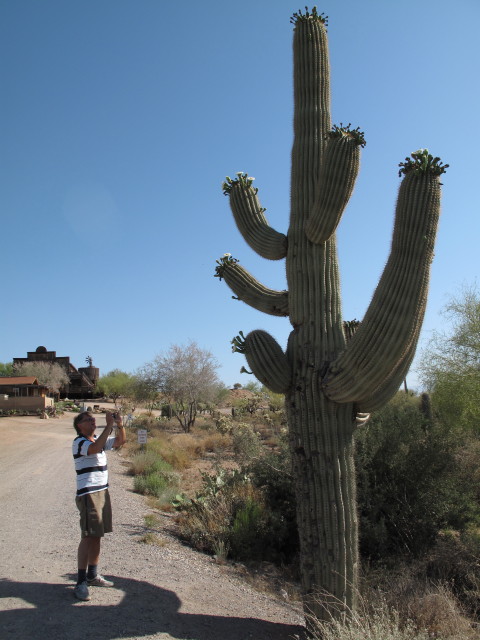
[0,576,306,640]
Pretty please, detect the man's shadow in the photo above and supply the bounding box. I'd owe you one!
[0,576,306,640]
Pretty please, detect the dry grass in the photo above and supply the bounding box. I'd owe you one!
[228,561,301,603]
[199,431,232,453]
[305,580,480,640]
[131,430,233,472]
[144,513,162,528]
[360,560,480,640]
[139,532,168,547]
[409,587,475,638]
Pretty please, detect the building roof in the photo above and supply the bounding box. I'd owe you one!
[0,376,41,386]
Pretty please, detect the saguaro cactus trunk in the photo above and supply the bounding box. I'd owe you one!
[215,7,447,624]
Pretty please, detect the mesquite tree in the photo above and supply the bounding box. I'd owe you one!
[215,7,447,623]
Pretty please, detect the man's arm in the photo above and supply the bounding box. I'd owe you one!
[86,411,124,454]
[86,422,113,455]
[113,415,126,449]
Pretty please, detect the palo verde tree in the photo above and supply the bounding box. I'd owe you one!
[97,369,134,405]
[215,7,447,623]
[418,286,480,432]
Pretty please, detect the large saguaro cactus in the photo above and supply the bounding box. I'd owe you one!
[215,7,447,623]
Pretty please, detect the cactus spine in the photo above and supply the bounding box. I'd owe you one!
[217,7,446,623]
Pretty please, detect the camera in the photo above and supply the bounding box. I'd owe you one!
[111,412,118,420]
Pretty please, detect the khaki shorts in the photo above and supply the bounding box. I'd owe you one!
[76,489,112,538]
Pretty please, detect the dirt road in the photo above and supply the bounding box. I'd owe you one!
[0,414,305,640]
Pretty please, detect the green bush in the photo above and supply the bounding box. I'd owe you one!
[355,393,480,560]
[229,497,265,559]
[134,471,174,498]
[130,448,179,501]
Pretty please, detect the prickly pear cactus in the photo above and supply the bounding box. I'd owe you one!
[215,6,446,623]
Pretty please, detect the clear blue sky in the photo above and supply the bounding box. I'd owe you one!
[1,0,478,390]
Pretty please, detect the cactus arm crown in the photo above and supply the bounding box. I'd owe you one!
[215,255,289,317]
[306,125,365,244]
[324,169,444,404]
[398,148,449,178]
[241,329,291,394]
[223,174,287,260]
[290,6,328,26]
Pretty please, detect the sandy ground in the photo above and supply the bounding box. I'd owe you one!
[0,413,305,640]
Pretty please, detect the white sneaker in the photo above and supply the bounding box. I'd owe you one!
[87,574,114,587]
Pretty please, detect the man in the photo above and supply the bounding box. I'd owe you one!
[72,410,126,601]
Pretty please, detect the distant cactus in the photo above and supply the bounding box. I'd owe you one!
[420,392,433,422]
[216,7,445,623]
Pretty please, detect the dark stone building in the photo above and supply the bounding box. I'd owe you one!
[13,346,100,399]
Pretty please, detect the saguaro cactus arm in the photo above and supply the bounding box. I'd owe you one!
[232,329,291,393]
[215,254,289,316]
[223,174,288,260]
[306,125,365,244]
[324,151,448,404]
[356,336,418,413]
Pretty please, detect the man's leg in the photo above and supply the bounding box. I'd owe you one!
[74,536,98,601]
[77,536,101,570]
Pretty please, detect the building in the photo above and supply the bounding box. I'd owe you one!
[13,346,100,399]
[0,376,54,412]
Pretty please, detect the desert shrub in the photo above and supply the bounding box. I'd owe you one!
[231,422,262,463]
[235,394,263,415]
[229,497,266,559]
[355,393,480,560]
[144,437,192,470]
[176,469,257,557]
[130,449,176,476]
[160,403,173,417]
[130,446,180,502]
[176,456,297,564]
[134,471,178,500]
[360,559,478,639]
[422,529,480,618]
[198,431,232,453]
[130,450,162,475]
[265,391,285,413]
[131,413,159,430]
[245,437,299,563]
[176,492,232,552]
[214,414,232,434]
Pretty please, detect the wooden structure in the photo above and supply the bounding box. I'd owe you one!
[0,376,54,412]
[13,346,100,399]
